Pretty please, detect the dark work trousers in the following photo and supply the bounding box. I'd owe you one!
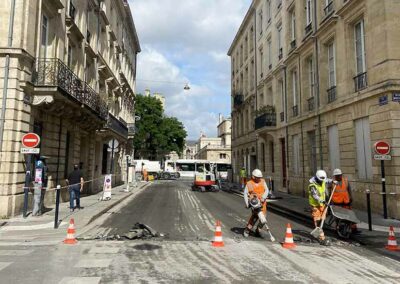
[69,184,81,209]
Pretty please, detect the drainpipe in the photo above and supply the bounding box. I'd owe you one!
[0,0,17,160]
[298,54,306,197]
[313,0,323,168]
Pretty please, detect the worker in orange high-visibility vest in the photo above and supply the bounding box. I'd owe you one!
[243,169,269,238]
[330,168,360,234]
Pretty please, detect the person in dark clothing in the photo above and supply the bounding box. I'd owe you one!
[66,164,84,212]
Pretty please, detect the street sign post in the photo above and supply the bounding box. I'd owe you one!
[21,132,40,218]
[374,141,391,219]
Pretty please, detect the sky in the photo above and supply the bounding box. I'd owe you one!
[130,0,252,140]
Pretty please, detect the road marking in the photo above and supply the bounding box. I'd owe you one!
[0,250,33,256]
[74,259,112,268]
[0,221,67,231]
[0,262,11,272]
[59,277,101,284]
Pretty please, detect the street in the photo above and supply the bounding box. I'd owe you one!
[1,180,399,283]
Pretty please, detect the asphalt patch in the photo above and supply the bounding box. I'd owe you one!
[133,243,162,251]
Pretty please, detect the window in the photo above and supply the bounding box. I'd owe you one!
[292,134,300,175]
[280,80,285,111]
[328,125,340,170]
[220,153,227,159]
[277,25,282,59]
[308,57,314,98]
[328,42,336,88]
[259,47,264,75]
[355,117,372,179]
[267,38,272,68]
[67,45,73,68]
[292,71,297,106]
[355,20,366,74]
[266,0,271,22]
[258,10,263,34]
[40,15,49,59]
[290,11,296,41]
[306,0,313,25]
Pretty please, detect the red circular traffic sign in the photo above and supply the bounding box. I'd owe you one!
[374,141,390,155]
[22,133,40,148]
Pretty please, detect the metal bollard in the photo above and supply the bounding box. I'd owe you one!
[54,185,61,229]
[366,189,372,231]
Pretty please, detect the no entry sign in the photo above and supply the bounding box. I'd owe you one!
[22,133,40,148]
[374,141,390,155]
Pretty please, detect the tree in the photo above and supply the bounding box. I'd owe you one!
[133,94,187,160]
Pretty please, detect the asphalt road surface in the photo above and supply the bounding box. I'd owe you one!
[1,180,400,283]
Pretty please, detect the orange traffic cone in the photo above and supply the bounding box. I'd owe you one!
[282,223,296,249]
[63,218,78,245]
[385,226,400,251]
[212,220,224,247]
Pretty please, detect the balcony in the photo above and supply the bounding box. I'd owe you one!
[233,94,244,108]
[354,72,367,92]
[278,48,283,60]
[324,1,334,16]
[255,112,277,130]
[32,58,108,120]
[327,86,337,103]
[305,23,313,35]
[308,97,315,111]
[280,112,284,122]
[105,113,128,139]
[292,105,299,117]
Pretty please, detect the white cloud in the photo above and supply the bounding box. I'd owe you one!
[130,0,251,139]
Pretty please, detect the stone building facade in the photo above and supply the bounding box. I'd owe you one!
[229,0,400,218]
[0,0,140,217]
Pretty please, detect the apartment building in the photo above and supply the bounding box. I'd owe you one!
[0,0,140,216]
[229,0,400,218]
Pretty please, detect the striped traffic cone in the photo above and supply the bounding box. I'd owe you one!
[385,226,400,251]
[212,220,224,247]
[282,223,296,249]
[63,218,78,245]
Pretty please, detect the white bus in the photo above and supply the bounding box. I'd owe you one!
[213,162,232,180]
[164,159,212,178]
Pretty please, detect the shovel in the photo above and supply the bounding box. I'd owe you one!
[310,184,336,239]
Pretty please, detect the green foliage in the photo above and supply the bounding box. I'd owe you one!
[133,94,187,159]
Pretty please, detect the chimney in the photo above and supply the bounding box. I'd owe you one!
[144,89,150,97]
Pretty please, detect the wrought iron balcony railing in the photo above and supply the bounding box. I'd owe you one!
[255,112,277,130]
[308,97,315,111]
[292,105,299,117]
[280,112,284,122]
[233,94,244,108]
[32,58,108,120]
[354,72,367,92]
[106,113,128,138]
[327,86,337,103]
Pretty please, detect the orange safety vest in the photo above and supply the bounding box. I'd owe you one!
[246,179,266,200]
[331,177,350,204]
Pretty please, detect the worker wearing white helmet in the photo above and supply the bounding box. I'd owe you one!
[308,169,331,243]
[243,169,269,238]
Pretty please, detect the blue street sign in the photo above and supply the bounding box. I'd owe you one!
[392,92,400,102]
[379,95,388,106]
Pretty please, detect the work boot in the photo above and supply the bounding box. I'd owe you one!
[243,228,250,238]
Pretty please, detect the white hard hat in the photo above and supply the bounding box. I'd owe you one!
[333,168,342,176]
[316,170,327,182]
[252,169,263,178]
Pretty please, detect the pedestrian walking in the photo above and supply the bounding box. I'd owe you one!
[239,167,247,188]
[66,164,84,212]
[243,169,269,238]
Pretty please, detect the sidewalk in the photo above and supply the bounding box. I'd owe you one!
[0,182,149,246]
[222,181,400,254]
